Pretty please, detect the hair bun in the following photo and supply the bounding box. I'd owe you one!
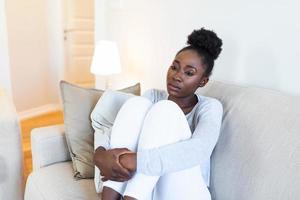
[187,28,223,60]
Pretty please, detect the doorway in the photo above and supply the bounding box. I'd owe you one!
[62,0,95,87]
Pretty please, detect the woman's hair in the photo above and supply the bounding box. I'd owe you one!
[177,28,223,77]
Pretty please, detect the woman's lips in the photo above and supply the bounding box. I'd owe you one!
[168,83,181,91]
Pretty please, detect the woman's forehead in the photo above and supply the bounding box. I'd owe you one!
[175,50,203,67]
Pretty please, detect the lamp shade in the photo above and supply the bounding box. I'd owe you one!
[90,40,122,75]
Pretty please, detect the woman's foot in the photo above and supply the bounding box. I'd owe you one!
[101,186,122,200]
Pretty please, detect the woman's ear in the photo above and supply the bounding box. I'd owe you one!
[199,77,209,87]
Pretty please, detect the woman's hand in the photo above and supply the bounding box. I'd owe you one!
[93,147,132,182]
[119,153,137,173]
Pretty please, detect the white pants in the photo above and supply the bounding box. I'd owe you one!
[102,97,211,200]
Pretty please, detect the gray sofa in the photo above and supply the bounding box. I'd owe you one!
[24,81,300,200]
[0,88,24,200]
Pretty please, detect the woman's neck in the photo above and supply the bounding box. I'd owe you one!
[168,94,198,112]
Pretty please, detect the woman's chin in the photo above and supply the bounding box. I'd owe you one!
[167,89,181,97]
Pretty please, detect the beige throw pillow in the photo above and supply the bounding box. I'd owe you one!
[60,81,140,179]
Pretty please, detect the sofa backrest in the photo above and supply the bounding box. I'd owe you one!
[198,81,300,200]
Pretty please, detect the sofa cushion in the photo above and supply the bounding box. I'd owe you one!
[198,81,300,200]
[60,81,140,179]
[24,162,100,200]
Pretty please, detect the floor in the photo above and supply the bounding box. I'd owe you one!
[21,111,64,181]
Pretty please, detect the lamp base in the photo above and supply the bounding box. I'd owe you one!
[95,75,110,90]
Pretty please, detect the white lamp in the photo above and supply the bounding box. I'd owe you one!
[90,40,122,89]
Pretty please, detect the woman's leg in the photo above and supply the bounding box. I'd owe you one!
[123,100,211,200]
[153,166,210,200]
[101,97,153,196]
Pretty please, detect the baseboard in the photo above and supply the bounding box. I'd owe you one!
[18,104,62,120]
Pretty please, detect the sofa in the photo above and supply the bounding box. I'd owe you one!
[0,87,24,200]
[24,81,300,200]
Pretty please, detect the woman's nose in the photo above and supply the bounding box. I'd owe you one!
[173,72,182,82]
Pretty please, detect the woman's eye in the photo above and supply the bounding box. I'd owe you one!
[185,71,194,76]
[170,65,177,70]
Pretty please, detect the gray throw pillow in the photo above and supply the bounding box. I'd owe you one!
[60,81,140,179]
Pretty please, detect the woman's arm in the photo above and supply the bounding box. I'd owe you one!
[136,98,223,177]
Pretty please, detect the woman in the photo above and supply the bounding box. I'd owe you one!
[92,28,223,200]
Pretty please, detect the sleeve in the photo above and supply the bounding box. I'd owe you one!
[136,99,223,176]
[91,90,135,150]
[142,89,154,102]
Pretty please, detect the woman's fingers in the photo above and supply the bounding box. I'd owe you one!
[112,169,130,181]
[112,164,131,178]
[115,148,133,158]
[97,148,134,182]
[101,177,108,182]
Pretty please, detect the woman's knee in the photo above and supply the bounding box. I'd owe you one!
[148,100,183,119]
[110,97,153,150]
[112,96,152,130]
[138,100,191,146]
[116,96,153,119]
[122,96,153,110]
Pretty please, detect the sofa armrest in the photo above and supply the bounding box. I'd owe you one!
[31,124,71,170]
[0,88,23,200]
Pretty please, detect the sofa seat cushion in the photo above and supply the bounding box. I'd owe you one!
[25,162,100,200]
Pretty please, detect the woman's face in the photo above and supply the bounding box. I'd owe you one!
[166,49,208,98]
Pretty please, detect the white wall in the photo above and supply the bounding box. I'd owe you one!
[5,0,62,113]
[96,0,300,97]
[0,0,12,95]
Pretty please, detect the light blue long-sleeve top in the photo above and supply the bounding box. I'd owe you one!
[91,89,223,186]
